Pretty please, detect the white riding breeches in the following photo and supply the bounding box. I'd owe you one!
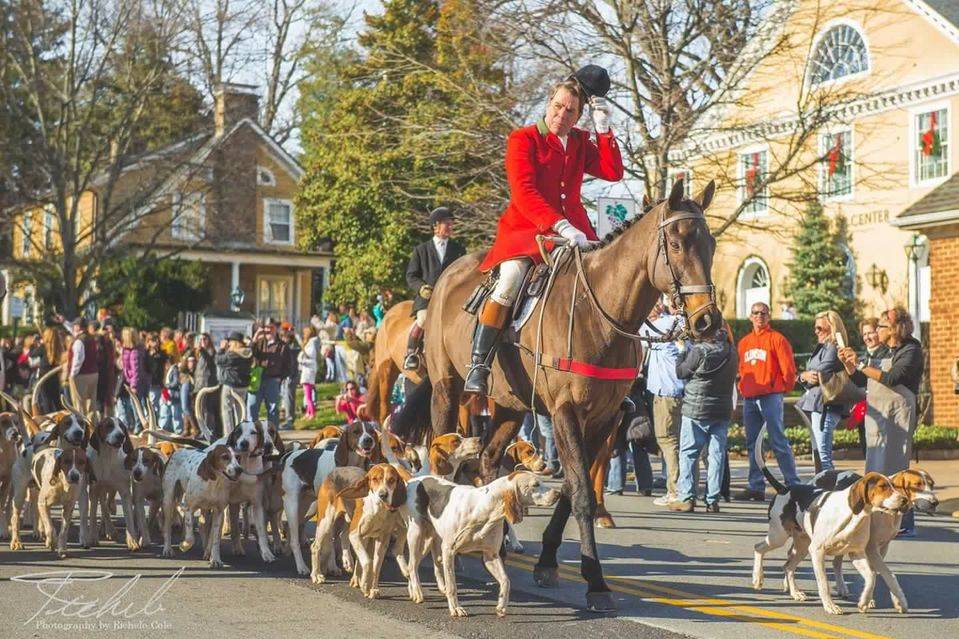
[414,309,428,328]
[490,259,531,306]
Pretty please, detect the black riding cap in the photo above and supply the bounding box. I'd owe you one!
[569,64,611,99]
[429,206,454,225]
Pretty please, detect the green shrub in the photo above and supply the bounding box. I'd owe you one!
[727,423,957,454]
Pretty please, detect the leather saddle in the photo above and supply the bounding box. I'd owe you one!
[462,260,552,332]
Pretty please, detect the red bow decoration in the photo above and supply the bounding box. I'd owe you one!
[827,133,845,177]
[921,111,942,157]
[745,153,760,195]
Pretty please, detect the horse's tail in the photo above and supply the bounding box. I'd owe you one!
[390,377,433,444]
[753,423,788,495]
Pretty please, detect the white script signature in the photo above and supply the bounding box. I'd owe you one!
[11,568,183,624]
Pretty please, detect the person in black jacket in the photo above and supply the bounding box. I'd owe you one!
[216,332,253,432]
[403,207,466,370]
[669,328,737,513]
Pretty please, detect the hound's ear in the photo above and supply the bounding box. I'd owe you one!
[336,476,370,500]
[405,445,422,473]
[152,454,166,477]
[694,180,716,211]
[668,177,685,211]
[849,477,868,515]
[503,442,520,466]
[642,193,651,211]
[395,464,412,483]
[333,428,351,467]
[431,447,453,477]
[89,430,101,451]
[272,431,285,456]
[503,486,524,524]
[87,465,97,484]
[198,451,217,481]
[226,426,239,450]
[121,434,134,457]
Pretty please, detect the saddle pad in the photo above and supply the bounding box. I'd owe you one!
[510,293,541,331]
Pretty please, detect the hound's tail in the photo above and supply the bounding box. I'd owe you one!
[389,377,433,445]
[753,424,788,495]
[140,429,210,449]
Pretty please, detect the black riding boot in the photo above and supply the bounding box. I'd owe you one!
[463,323,501,396]
[463,299,510,397]
[403,324,424,370]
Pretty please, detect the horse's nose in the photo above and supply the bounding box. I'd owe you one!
[692,311,714,336]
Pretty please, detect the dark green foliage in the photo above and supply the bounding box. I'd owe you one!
[784,201,857,320]
[97,256,211,329]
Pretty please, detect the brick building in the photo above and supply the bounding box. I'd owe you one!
[894,173,959,426]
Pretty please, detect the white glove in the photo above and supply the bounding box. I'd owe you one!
[554,219,588,248]
[590,97,610,134]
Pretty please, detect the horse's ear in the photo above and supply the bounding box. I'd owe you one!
[694,180,716,211]
[642,193,651,210]
[668,178,685,211]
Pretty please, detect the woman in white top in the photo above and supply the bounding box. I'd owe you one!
[298,326,319,419]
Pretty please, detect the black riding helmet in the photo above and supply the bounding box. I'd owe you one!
[569,64,611,99]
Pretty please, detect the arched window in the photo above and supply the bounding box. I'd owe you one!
[810,24,869,85]
[737,257,771,318]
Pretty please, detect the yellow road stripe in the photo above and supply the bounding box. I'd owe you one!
[504,554,892,639]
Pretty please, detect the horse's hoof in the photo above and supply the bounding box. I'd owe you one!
[533,565,559,588]
[596,515,616,529]
[586,591,617,613]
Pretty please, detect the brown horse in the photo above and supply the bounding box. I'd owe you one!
[361,300,423,423]
[393,178,721,611]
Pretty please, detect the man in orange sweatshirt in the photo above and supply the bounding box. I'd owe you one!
[736,302,800,500]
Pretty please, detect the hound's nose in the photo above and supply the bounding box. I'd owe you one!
[239,440,249,451]
[68,471,81,484]
[133,470,143,481]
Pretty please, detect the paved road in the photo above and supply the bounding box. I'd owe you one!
[1,456,956,639]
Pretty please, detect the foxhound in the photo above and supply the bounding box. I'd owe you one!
[312,463,410,598]
[161,444,243,568]
[10,447,95,557]
[751,425,907,614]
[126,445,168,547]
[404,471,560,617]
[86,417,139,550]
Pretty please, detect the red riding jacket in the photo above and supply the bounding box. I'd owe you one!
[478,120,624,272]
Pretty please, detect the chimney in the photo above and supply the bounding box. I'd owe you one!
[214,83,260,137]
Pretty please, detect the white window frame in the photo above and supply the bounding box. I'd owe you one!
[909,101,950,188]
[21,211,34,257]
[736,256,772,319]
[43,206,55,250]
[737,145,769,218]
[668,168,692,198]
[263,197,295,245]
[171,191,206,241]
[808,19,871,88]
[255,274,294,321]
[257,166,276,186]
[818,127,855,202]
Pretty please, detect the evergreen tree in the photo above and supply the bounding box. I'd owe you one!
[784,201,856,319]
[97,256,211,330]
[296,0,514,305]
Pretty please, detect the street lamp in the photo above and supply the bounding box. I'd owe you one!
[866,264,888,294]
[230,286,245,312]
[903,233,927,339]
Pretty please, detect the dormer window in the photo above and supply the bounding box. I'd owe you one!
[264,198,294,245]
[810,24,869,86]
[258,166,276,186]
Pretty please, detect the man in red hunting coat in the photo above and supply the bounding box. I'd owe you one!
[464,65,625,397]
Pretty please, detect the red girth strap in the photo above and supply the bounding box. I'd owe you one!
[553,357,640,380]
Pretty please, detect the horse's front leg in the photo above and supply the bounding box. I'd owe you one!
[592,427,618,528]
[549,403,614,612]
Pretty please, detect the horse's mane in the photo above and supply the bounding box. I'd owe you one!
[586,198,662,252]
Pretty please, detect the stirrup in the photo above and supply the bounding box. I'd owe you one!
[403,351,421,371]
[463,363,492,395]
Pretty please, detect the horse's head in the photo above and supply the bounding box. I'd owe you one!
[648,178,722,340]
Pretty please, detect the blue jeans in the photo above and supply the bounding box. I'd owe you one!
[248,376,281,427]
[519,413,558,470]
[677,417,729,504]
[158,393,182,433]
[810,409,841,471]
[744,393,800,491]
[180,381,193,418]
[607,440,654,493]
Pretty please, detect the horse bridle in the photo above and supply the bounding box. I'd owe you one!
[653,203,716,325]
